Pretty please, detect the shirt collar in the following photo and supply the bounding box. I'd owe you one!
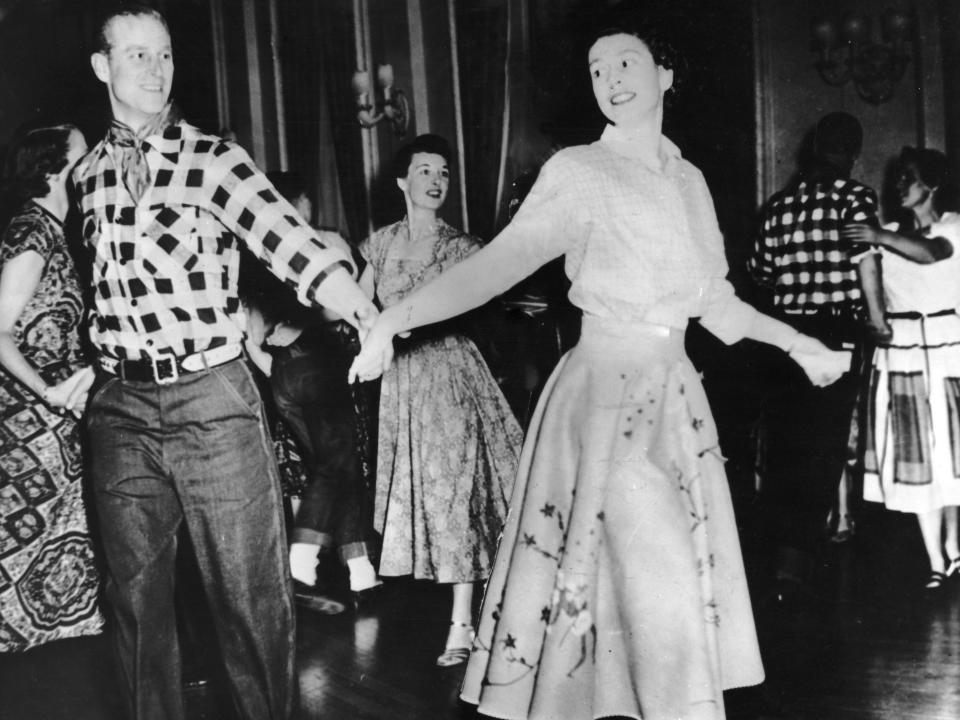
[599,124,682,168]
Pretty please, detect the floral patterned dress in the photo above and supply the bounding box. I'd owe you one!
[460,127,764,720]
[361,218,523,583]
[0,202,103,652]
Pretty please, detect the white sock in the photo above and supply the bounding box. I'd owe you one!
[346,556,379,592]
[289,542,320,585]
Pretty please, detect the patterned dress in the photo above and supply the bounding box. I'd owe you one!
[860,215,960,513]
[361,218,523,583]
[460,126,764,720]
[0,202,103,652]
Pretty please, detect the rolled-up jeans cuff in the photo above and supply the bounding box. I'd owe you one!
[338,542,369,563]
[291,528,333,548]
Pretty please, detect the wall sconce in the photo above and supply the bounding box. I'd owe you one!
[810,7,912,104]
[352,64,409,135]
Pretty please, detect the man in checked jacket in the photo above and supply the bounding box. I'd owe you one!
[749,111,878,607]
[73,6,376,719]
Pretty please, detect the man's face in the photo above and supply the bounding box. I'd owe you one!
[91,13,173,130]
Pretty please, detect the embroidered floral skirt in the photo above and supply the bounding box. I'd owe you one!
[374,333,522,583]
[862,312,960,513]
[0,376,103,652]
[460,317,763,720]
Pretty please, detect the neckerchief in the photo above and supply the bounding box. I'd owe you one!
[107,103,179,204]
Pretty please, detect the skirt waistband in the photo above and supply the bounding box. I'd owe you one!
[578,315,685,362]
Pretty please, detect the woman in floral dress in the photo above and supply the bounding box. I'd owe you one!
[352,17,850,720]
[358,134,523,666]
[0,125,103,652]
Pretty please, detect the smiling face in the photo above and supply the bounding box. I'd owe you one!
[397,152,450,211]
[91,13,173,130]
[588,33,672,129]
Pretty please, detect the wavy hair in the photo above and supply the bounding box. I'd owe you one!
[1,125,77,203]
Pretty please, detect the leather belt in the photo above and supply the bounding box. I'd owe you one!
[99,344,243,384]
[887,308,956,320]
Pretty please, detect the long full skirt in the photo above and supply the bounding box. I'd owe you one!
[460,317,763,720]
[374,333,523,583]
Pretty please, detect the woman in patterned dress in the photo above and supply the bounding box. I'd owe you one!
[358,134,523,666]
[0,125,103,652]
[351,17,850,720]
[844,147,960,590]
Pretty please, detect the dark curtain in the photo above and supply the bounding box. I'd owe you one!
[455,1,509,241]
[278,0,367,243]
[317,0,369,244]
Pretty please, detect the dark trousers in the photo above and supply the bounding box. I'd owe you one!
[86,359,295,720]
[271,325,373,560]
[761,309,863,574]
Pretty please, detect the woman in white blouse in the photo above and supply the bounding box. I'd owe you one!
[352,14,849,720]
[845,147,960,591]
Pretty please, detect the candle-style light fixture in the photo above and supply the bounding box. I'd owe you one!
[352,63,409,135]
[810,7,912,105]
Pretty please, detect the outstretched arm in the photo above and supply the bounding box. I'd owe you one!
[349,216,567,383]
[842,224,952,264]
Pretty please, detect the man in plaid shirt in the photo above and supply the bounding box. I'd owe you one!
[74,6,376,719]
[749,112,878,606]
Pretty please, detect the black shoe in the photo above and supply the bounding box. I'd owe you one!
[293,580,346,614]
[351,582,383,613]
[759,577,824,614]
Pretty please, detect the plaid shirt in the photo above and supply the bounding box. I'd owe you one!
[749,177,878,312]
[74,122,353,361]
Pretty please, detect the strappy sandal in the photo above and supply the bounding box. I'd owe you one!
[925,571,948,590]
[945,557,960,579]
[436,621,475,667]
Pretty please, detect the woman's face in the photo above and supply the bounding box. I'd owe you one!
[397,152,449,211]
[896,162,932,212]
[589,33,673,128]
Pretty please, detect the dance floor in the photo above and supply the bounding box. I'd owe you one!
[3,503,960,720]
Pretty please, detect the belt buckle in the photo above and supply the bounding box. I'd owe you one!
[152,356,179,384]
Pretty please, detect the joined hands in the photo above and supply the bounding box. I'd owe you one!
[787,334,851,387]
[349,306,395,384]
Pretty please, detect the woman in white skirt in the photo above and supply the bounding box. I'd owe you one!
[845,147,960,590]
[352,13,850,720]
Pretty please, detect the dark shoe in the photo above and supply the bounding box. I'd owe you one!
[925,571,948,591]
[759,577,824,614]
[351,582,383,612]
[294,580,346,614]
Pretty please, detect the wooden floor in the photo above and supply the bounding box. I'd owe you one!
[4,503,960,720]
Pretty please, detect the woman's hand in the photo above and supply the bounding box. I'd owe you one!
[349,309,397,383]
[46,367,95,417]
[841,224,878,245]
[787,335,852,387]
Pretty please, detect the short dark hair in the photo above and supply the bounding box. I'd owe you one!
[266,171,308,205]
[813,112,863,161]
[900,146,947,190]
[92,3,168,55]
[583,10,685,98]
[393,134,452,180]
[2,125,77,202]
